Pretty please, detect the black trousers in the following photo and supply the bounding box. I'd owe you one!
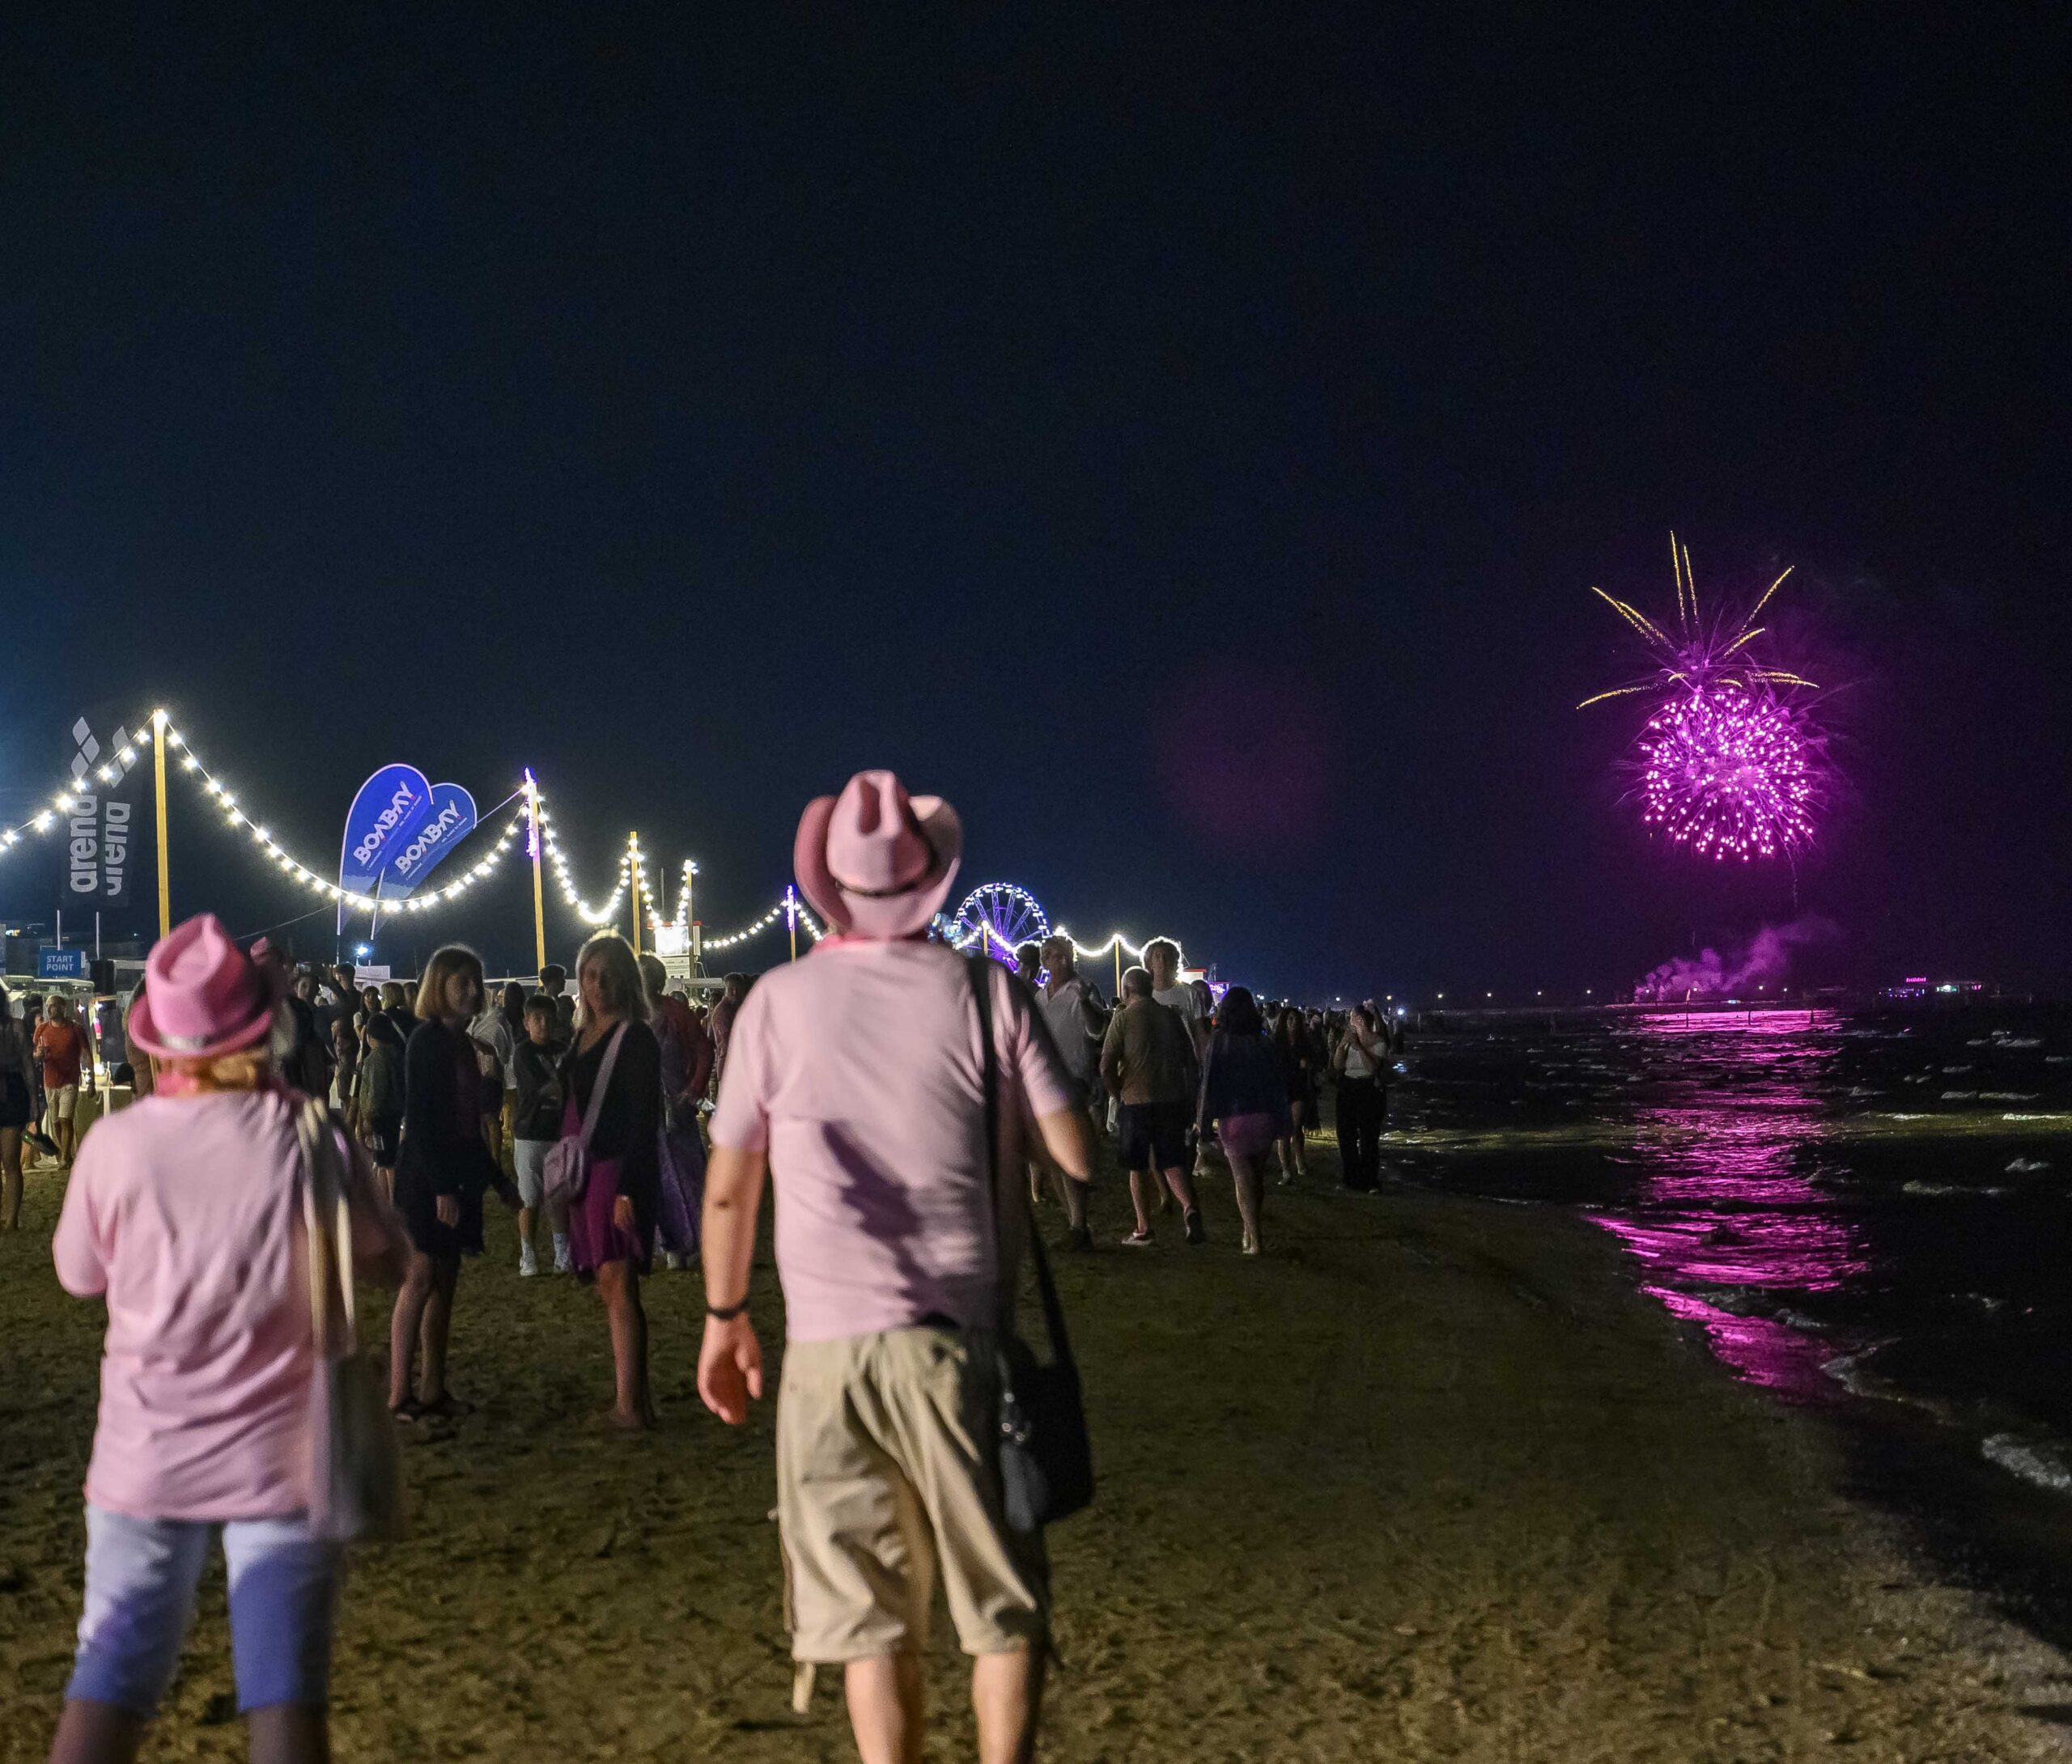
[1335,1075,1385,1189]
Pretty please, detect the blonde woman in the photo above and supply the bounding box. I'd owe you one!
[560,933,664,1427]
[47,915,403,1764]
[388,945,518,1421]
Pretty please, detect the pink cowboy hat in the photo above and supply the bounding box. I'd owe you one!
[128,914,282,1060]
[794,770,962,939]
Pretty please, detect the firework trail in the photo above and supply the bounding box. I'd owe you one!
[1584,535,1828,862]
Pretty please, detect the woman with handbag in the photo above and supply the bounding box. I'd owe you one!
[388,945,520,1423]
[560,933,664,1428]
[47,914,404,1764]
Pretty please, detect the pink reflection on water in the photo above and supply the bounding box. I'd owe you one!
[1592,1010,1863,1398]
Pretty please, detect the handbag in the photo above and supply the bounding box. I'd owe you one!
[542,1022,627,1206]
[298,1099,406,1544]
[969,956,1095,1533]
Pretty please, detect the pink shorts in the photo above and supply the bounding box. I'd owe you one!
[1216,1113,1278,1160]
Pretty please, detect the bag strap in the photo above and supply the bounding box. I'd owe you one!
[575,1021,630,1151]
[968,956,1077,1377]
[297,1097,360,1357]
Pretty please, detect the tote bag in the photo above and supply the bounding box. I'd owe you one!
[299,1099,406,1544]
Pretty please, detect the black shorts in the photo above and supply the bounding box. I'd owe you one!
[1118,1100,1190,1173]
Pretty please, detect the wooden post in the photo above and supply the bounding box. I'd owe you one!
[524,771,546,974]
[788,886,798,962]
[628,835,643,958]
[152,710,171,939]
[1113,939,1123,1000]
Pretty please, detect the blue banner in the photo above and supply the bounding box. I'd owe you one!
[338,765,478,931]
[380,781,478,900]
[339,765,435,927]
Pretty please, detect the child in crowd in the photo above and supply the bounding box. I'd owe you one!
[512,995,570,1275]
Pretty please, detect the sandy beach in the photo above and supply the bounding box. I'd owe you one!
[2,1142,2066,1762]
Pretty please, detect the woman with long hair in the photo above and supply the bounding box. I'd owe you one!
[0,983,35,1229]
[1196,987,1290,1255]
[561,933,664,1427]
[1333,1004,1389,1193]
[388,945,518,1422]
[46,915,403,1764]
[1272,1004,1317,1184]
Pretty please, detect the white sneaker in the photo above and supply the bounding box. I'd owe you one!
[519,1245,539,1278]
[553,1245,573,1275]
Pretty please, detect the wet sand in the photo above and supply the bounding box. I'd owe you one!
[2,1143,2067,1761]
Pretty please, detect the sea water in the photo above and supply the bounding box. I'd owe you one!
[1387,1004,2072,1625]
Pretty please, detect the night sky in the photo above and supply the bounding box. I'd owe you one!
[3,11,2066,999]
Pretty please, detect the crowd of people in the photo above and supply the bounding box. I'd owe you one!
[14,765,1408,1764]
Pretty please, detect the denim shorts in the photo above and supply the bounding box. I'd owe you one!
[66,1505,346,1716]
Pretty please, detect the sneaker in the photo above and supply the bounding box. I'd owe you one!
[1183,1210,1205,1245]
[1067,1224,1094,1253]
[518,1245,540,1278]
[1121,1228,1156,1248]
[553,1248,574,1275]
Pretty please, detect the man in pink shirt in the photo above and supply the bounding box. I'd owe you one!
[699,770,1093,1764]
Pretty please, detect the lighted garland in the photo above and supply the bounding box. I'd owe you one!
[2,715,1180,963]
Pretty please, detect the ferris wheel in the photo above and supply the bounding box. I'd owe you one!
[949,883,1050,960]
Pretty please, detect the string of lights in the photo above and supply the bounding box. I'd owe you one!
[6,718,1178,961]
[529,781,630,925]
[167,719,527,916]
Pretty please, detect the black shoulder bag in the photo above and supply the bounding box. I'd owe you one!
[970,956,1095,1532]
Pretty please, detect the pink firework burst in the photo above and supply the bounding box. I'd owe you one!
[1583,534,1832,862]
[1637,683,1817,859]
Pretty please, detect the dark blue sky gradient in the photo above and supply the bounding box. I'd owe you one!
[2,10,2067,997]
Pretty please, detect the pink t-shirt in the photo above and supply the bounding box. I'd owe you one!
[710,939,1073,1343]
[53,1087,397,1520]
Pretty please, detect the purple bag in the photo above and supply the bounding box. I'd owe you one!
[654,1121,706,1257]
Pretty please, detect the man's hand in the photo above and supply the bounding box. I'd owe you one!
[698,1312,764,1425]
[435,1194,461,1228]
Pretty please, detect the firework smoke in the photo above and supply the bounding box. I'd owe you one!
[1633,915,1837,1003]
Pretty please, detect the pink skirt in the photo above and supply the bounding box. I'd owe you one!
[565,1155,652,1276]
[1217,1112,1278,1160]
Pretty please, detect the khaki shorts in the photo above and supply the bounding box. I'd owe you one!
[47,1084,79,1123]
[777,1325,1048,1663]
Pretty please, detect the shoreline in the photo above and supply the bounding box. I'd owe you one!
[2,1156,2068,1758]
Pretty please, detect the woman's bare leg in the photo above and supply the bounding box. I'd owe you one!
[1228,1150,1263,1249]
[47,1699,145,1764]
[417,1257,458,1406]
[388,1252,435,1408]
[597,1260,652,1427]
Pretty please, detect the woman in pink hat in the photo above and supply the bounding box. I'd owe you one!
[47,914,404,1764]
